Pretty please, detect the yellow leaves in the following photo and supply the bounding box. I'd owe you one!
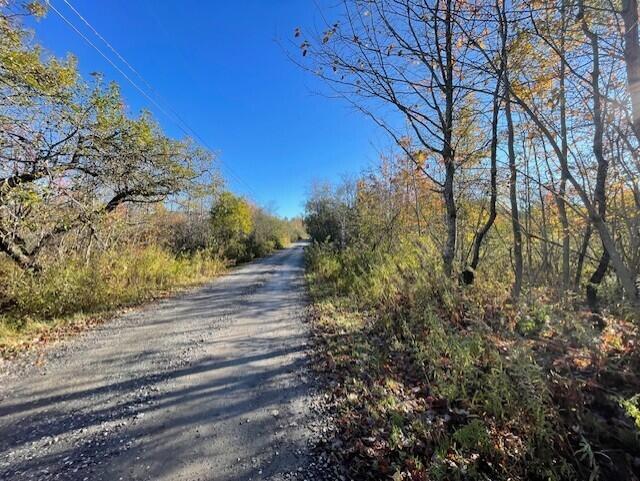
[511,80,530,101]
[534,75,553,94]
[211,192,254,239]
[0,17,77,96]
[132,117,155,149]
[601,328,624,352]
[26,1,47,18]
[510,72,555,105]
[413,150,428,168]
[620,395,640,430]
[571,353,593,370]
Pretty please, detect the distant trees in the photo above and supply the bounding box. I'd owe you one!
[300,0,640,307]
[304,182,353,247]
[248,208,294,255]
[209,192,253,258]
[208,191,305,261]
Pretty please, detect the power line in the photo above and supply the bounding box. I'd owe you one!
[61,0,154,92]
[50,0,257,198]
[46,1,176,121]
[46,0,259,200]
[59,0,201,141]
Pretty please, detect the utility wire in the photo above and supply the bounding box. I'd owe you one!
[59,0,205,143]
[46,0,259,200]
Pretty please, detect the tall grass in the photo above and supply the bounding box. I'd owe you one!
[0,245,225,352]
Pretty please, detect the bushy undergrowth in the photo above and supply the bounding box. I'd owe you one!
[0,199,305,355]
[306,241,640,480]
[0,245,224,354]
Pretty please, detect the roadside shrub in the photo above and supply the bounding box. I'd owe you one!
[0,245,224,349]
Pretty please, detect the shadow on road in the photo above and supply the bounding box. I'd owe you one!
[0,244,311,481]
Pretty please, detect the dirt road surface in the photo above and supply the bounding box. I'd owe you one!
[0,243,314,481]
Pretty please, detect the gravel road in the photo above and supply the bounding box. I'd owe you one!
[0,243,315,481]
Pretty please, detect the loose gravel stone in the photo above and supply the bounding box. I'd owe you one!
[0,244,332,481]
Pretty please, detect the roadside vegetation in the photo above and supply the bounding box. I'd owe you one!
[298,0,640,479]
[305,181,639,480]
[0,2,304,355]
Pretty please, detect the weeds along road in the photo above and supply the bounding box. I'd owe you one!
[0,243,313,481]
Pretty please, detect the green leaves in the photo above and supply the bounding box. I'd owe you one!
[210,191,254,253]
[0,2,211,269]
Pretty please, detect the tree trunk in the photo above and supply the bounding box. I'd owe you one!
[442,0,456,278]
[533,152,551,281]
[574,223,592,289]
[587,251,610,312]
[443,158,456,277]
[581,3,611,311]
[622,0,640,137]
[497,0,523,300]
[467,48,502,283]
[0,236,35,270]
[558,3,571,292]
[505,82,523,301]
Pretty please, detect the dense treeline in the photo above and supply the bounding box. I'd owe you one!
[0,2,304,352]
[300,0,640,479]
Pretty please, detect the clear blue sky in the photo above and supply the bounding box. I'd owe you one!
[30,0,384,218]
